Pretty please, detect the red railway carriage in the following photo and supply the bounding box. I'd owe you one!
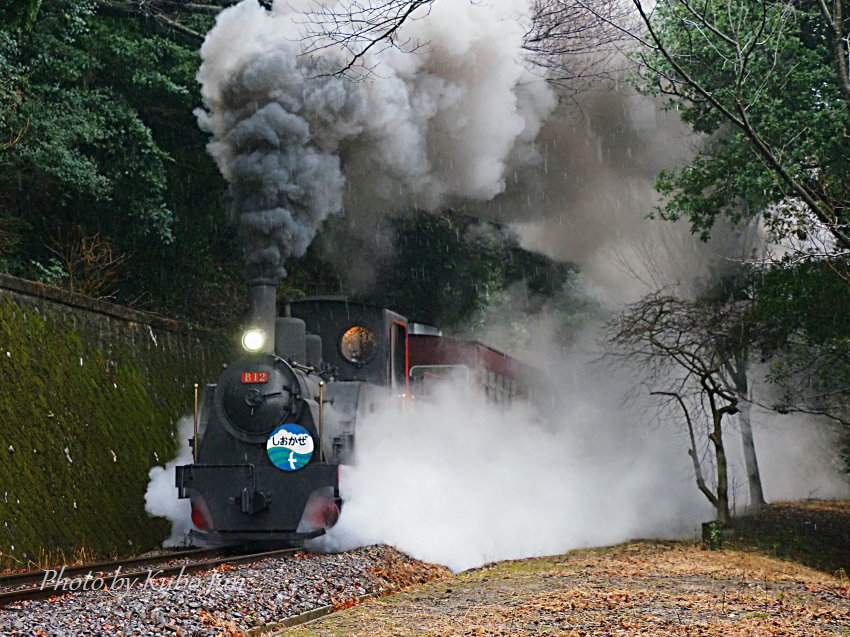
[407,332,535,404]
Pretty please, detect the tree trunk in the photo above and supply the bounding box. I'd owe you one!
[737,397,766,510]
[729,351,766,510]
[713,429,731,525]
[709,398,731,525]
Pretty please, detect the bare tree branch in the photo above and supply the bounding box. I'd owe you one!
[524,0,638,89]
[652,390,719,507]
[297,0,434,79]
[296,0,640,87]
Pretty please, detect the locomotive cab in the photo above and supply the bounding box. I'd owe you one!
[289,297,409,391]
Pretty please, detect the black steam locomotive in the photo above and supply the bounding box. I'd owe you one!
[176,280,534,546]
[175,281,411,545]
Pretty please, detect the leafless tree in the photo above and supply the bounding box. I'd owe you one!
[606,292,768,523]
[297,0,434,78]
[525,0,638,89]
[717,316,766,510]
[46,228,129,300]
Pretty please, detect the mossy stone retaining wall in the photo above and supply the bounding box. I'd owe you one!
[0,274,234,566]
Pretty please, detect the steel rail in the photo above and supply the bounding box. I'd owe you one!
[245,590,386,636]
[0,548,299,607]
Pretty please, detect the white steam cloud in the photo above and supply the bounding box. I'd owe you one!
[145,417,193,546]
[320,354,850,572]
[320,370,711,572]
[736,404,850,504]
[197,0,555,277]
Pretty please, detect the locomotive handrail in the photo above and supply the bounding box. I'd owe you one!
[186,463,256,469]
[318,381,325,462]
[193,383,199,463]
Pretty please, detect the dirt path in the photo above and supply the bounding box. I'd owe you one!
[284,541,850,636]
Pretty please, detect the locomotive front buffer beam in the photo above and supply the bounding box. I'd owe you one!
[175,462,339,540]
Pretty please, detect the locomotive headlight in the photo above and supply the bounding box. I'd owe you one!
[241,327,266,352]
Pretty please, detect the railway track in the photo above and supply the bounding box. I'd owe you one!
[0,547,299,607]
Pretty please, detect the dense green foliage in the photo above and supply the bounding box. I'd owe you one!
[0,0,244,325]
[0,0,42,31]
[632,0,850,431]
[636,0,850,244]
[751,260,850,421]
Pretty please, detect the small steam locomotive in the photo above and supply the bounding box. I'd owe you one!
[176,280,534,546]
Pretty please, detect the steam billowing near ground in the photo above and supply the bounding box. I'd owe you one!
[145,417,194,546]
[144,0,850,570]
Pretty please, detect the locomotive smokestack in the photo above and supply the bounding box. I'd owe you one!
[248,279,277,355]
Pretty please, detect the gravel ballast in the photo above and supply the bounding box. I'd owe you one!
[0,546,449,636]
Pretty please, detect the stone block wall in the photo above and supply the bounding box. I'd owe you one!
[0,274,234,566]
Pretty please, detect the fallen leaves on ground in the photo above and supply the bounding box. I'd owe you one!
[370,551,451,592]
[287,541,850,637]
